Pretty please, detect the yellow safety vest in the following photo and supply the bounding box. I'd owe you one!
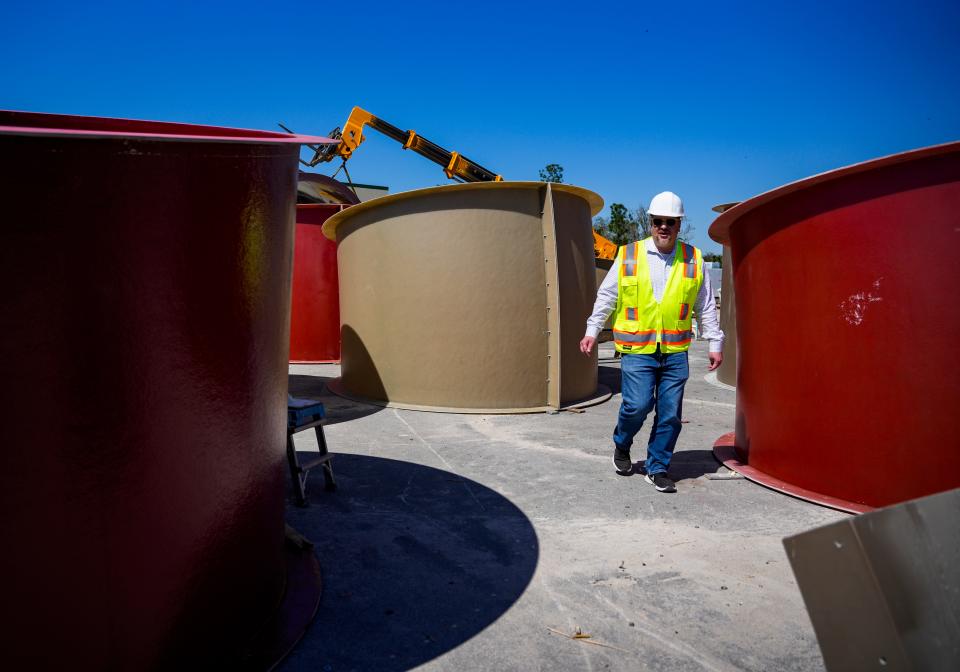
[613,239,704,354]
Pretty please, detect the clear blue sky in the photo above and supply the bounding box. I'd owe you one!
[4,0,959,253]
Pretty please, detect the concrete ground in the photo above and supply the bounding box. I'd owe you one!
[280,340,846,672]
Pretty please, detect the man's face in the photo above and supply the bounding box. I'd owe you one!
[651,216,680,249]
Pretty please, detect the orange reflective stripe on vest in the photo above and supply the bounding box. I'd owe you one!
[681,243,697,279]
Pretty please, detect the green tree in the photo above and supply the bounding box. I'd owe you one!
[593,203,637,245]
[594,202,696,247]
[634,205,651,239]
[538,163,564,183]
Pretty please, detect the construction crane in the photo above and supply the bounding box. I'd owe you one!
[293,106,502,183]
[286,106,618,259]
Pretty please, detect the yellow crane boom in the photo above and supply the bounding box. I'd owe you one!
[302,106,503,183]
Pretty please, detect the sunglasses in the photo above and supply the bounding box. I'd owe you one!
[652,218,679,228]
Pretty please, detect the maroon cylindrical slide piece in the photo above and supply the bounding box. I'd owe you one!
[710,142,960,511]
[0,111,328,667]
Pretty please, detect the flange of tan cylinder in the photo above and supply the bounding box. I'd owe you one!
[0,110,332,668]
[709,141,960,512]
[322,181,612,413]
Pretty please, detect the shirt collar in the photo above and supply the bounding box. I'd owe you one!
[645,237,676,257]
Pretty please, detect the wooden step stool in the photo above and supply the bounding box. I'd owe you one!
[287,397,336,506]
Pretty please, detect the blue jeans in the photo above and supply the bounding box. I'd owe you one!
[613,348,689,475]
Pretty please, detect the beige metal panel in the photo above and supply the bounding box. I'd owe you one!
[783,488,960,671]
[717,245,738,386]
[326,182,606,412]
[550,187,599,403]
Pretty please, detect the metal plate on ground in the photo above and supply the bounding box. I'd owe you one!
[783,487,960,671]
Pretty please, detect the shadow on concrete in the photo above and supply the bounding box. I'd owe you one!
[337,325,388,404]
[598,363,622,395]
[670,449,724,482]
[288,374,382,426]
[281,455,539,671]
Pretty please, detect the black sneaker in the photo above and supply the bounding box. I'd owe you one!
[644,472,676,493]
[613,447,633,475]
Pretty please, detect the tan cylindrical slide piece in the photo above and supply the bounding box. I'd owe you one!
[323,182,608,412]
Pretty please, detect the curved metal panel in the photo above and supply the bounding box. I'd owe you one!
[551,188,602,404]
[0,113,308,667]
[290,204,343,363]
[784,488,960,671]
[0,109,332,145]
[709,142,960,510]
[716,246,738,387]
[297,172,361,205]
[327,182,605,412]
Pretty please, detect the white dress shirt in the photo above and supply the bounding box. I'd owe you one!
[585,238,724,353]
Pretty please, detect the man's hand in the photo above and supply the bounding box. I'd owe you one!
[708,351,723,371]
[579,336,597,356]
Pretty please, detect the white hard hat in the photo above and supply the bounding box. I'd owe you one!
[648,191,685,218]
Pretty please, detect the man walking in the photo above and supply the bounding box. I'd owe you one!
[579,192,723,493]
